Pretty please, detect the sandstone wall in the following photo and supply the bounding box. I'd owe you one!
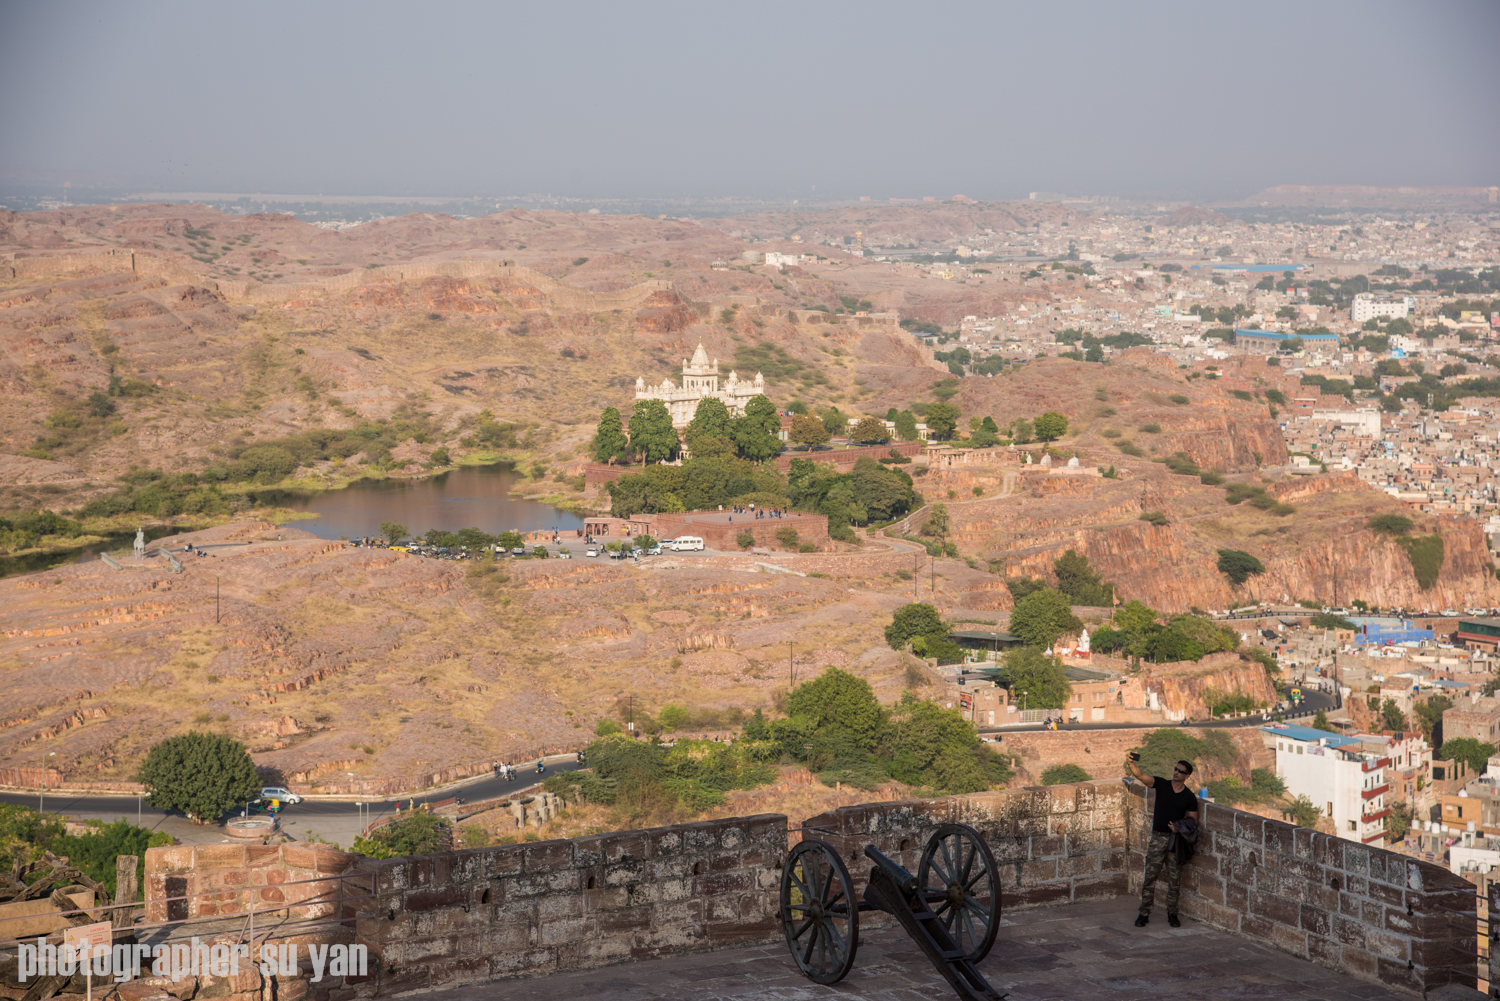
[1128,782,1477,995]
[353,813,786,993]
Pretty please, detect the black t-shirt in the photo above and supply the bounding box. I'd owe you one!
[1151,777,1199,833]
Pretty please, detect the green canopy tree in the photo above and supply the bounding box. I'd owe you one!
[885,602,947,649]
[1010,418,1034,444]
[1007,587,1083,649]
[591,406,630,464]
[892,410,920,441]
[925,402,960,440]
[1034,411,1069,440]
[790,413,831,448]
[686,397,733,441]
[136,732,261,823]
[733,395,783,461]
[628,398,680,464]
[1002,647,1071,709]
[1053,549,1113,605]
[1438,737,1496,775]
[787,668,886,750]
[850,416,890,444]
[1216,549,1266,586]
[379,521,407,545]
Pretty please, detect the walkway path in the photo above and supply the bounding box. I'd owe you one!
[416,896,1418,1001]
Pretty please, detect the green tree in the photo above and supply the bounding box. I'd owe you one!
[686,397,733,441]
[1002,647,1072,709]
[136,731,261,823]
[1438,737,1497,774]
[1008,587,1083,649]
[1053,549,1113,605]
[628,398,680,464]
[1033,411,1069,440]
[1283,794,1324,829]
[885,602,946,649]
[819,407,846,436]
[352,812,450,859]
[1310,612,1356,630]
[595,718,623,736]
[1311,709,1335,732]
[1216,549,1266,586]
[788,668,886,750]
[921,502,949,537]
[1412,696,1453,740]
[379,521,408,545]
[734,394,783,461]
[1042,763,1092,785]
[1380,698,1407,731]
[893,410,920,441]
[591,406,630,463]
[790,413,831,448]
[925,402,960,440]
[850,416,890,444]
[1010,418,1034,444]
[1114,600,1159,637]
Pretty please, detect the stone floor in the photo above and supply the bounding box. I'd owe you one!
[424,897,1450,1001]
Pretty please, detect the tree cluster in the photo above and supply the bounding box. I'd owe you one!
[884,602,964,664]
[749,669,1013,793]
[1089,600,1238,664]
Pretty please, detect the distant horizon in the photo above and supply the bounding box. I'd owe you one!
[2,1,1495,202]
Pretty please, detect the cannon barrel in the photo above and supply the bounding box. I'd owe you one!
[863,845,918,895]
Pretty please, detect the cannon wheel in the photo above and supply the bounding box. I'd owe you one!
[917,823,1000,963]
[779,839,859,984]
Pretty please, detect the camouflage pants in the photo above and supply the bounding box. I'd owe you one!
[1139,830,1182,916]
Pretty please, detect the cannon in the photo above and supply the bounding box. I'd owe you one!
[778,824,1005,1000]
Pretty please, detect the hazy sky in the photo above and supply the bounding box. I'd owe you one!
[1,0,1496,202]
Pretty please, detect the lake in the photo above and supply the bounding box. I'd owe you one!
[279,462,584,541]
[0,464,583,578]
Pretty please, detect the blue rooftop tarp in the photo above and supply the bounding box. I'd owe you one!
[1261,724,1362,748]
[1235,328,1339,342]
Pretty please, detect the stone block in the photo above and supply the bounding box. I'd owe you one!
[1225,880,1248,912]
[1009,882,1072,909]
[1366,879,1404,908]
[487,947,558,977]
[695,870,757,896]
[1019,858,1058,884]
[425,955,490,989]
[1340,945,1379,980]
[1238,912,1274,943]
[522,840,574,873]
[1261,818,1295,857]
[1249,889,1300,927]
[402,886,467,913]
[1298,902,1330,938]
[1203,805,1236,835]
[1030,834,1065,859]
[1332,914,1368,949]
[1233,812,1264,845]
[1070,871,1127,900]
[479,846,523,879]
[1273,921,1310,958]
[1293,827,1317,860]
[536,915,590,947]
[1306,933,1341,969]
[649,828,684,857]
[1365,927,1409,960]
[1343,843,1370,876]
[1376,956,1423,993]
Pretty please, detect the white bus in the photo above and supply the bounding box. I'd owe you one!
[671,536,704,552]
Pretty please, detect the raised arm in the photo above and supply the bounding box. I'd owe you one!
[1125,756,1154,786]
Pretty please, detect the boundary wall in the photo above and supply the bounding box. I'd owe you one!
[127,783,1477,997]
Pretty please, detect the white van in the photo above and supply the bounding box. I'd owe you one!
[672,536,704,552]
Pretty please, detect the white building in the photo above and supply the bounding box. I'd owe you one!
[1310,409,1383,438]
[765,252,802,268]
[1261,724,1389,844]
[635,342,766,429]
[1351,293,1415,324]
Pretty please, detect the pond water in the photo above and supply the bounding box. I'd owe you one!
[0,464,582,579]
[277,462,584,541]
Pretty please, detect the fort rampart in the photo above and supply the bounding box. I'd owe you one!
[126,782,1476,998]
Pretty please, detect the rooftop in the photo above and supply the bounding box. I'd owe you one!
[423,897,1426,1001]
[1262,722,1366,747]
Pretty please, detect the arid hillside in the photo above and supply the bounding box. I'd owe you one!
[0,523,1005,794]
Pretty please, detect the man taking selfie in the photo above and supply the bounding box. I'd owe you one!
[1126,754,1198,927]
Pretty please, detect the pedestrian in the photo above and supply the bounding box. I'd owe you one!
[1126,754,1198,928]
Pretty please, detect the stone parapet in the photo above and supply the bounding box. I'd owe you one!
[1127,782,1477,995]
[349,813,787,994]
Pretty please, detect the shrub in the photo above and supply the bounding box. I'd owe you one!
[1138,423,1162,434]
[1216,549,1266,586]
[1397,534,1444,590]
[736,530,756,549]
[775,526,800,548]
[353,811,450,858]
[1169,394,1190,405]
[1117,440,1145,457]
[1042,763,1092,785]
[1368,514,1414,536]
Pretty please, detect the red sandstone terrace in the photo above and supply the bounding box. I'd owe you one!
[81,782,1486,1001]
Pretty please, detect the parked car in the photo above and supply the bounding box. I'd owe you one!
[646,545,662,556]
[512,547,526,556]
[259,786,302,805]
[557,549,572,559]
[586,547,598,557]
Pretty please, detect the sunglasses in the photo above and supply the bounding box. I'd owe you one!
[1172,767,1187,774]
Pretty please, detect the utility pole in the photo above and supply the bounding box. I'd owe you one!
[788,641,794,687]
[914,551,920,599]
[216,576,220,624]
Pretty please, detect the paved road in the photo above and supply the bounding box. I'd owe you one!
[1,755,585,848]
[978,686,1338,735]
